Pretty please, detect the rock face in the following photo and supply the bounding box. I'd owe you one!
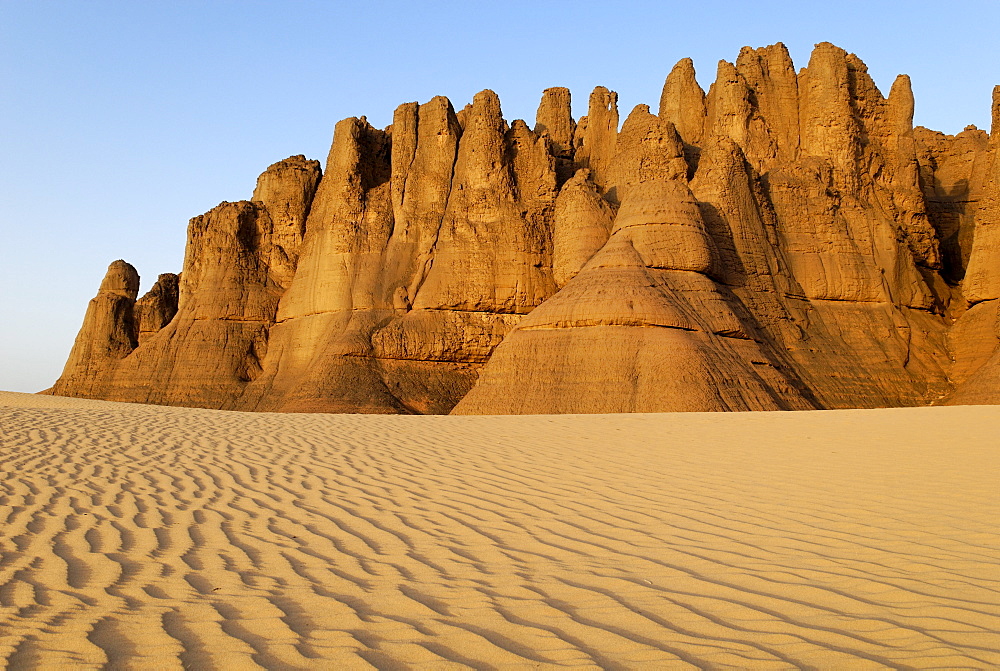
[52,44,1000,413]
[134,273,179,344]
[52,261,140,398]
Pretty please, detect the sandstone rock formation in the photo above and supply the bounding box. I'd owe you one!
[134,273,179,344]
[51,44,1000,413]
[944,85,1000,404]
[52,260,139,398]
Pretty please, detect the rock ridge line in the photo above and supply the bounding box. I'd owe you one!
[50,43,1000,414]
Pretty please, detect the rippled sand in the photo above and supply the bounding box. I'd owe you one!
[1,391,998,669]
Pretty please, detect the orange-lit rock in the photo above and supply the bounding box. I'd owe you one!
[52,44,1000,413]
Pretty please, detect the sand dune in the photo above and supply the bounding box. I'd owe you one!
[1,392,998,669]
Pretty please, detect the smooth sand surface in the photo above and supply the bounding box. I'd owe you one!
[1,391,998,669]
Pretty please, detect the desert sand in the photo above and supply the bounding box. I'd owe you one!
[1,391,998,669]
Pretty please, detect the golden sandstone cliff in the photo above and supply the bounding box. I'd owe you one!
[51,43,1000,414]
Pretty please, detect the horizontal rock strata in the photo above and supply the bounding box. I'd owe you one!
[52,44,1000,413]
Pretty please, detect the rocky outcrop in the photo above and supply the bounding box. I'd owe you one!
[134,273,179,344]
[946,86,1000,404]
[551,169,614,287]
[52,261,139,397]
[453,179,816,414]
[251,155,323,287]
[659,57,706,149]
[52,43,1000,414]
[535,86,576,184]
[575,86,620,197]
[54,157,322,408]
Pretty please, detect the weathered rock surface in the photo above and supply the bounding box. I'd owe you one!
[551,169,614,287]
[54,157,322,409]
[52,43,1000,413]
[52,261,139,398]
[659,57,706,149]
[134,273,179,344]
[575,86,619,197]
[535,86,576,184]
[946,85,1000,404]
[453,179,816,414]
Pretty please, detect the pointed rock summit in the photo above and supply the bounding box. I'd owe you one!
[52,261,140,398]
[659,57,706,148]
[51,42,1000,413]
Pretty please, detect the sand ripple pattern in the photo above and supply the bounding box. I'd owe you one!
[1,392,998,669]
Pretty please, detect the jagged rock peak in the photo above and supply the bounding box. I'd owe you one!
[252,155,322,223]
[608,104,686,203]
[250,155,322,287]
[51,260,141,398]
[99,260,140,300]
[135,273,179,344]
[659,57,706,147]
[888,74,915,133]
[575,86,619,193]
[534,86,575,157]
[992,85,1000,143]
[471,89,505,125]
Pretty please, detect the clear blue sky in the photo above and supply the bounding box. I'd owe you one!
[2,0,998,392]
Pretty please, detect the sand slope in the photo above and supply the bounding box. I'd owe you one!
[1,392,998,669]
